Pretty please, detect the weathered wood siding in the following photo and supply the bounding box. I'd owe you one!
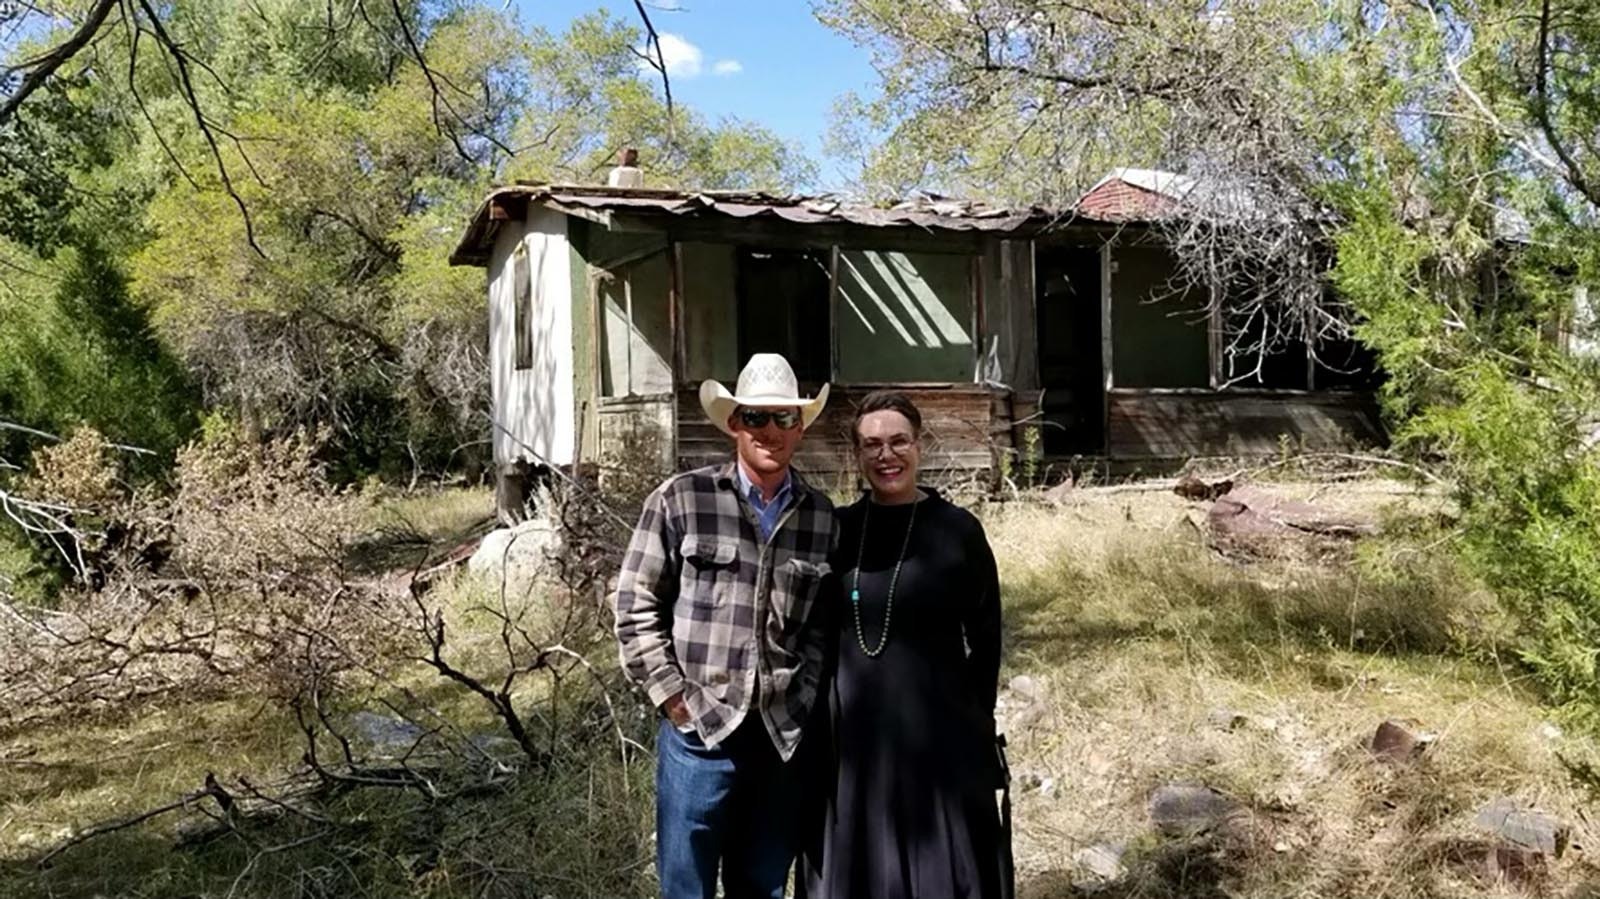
[596,394,676,481]
[981,239,1039,390]
[675,384,1010,476]
[1106,389,1384,459]
[488,208,576,468]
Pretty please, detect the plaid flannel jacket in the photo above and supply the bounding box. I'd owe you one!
[611,460,835,760]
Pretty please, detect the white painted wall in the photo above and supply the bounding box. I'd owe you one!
[487,208,576,467]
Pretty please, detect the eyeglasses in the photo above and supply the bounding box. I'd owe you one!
[858,435,916,458]
[737,408,802,430]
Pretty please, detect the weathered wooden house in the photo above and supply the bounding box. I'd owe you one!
[449,168,1382,510]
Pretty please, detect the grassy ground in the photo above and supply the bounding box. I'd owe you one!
[989,481,1600,898]
[4,477,1599,897]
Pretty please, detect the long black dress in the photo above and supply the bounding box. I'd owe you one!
[798,489,1004,899]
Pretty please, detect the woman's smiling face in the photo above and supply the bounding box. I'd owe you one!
[855,409,921,501]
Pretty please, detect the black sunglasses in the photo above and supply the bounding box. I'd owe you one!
[737,408,802,430]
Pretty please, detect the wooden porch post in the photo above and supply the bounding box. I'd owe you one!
[668,240,684,468]
[971,252,987,381]
[1208,283,1224,390]
[1100,241,1115,456]
[668,241,685,382]
[828,245,841,382]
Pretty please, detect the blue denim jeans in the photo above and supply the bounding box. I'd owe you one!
[656,716,803,899]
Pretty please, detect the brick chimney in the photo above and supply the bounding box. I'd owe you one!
[608,147,644,188]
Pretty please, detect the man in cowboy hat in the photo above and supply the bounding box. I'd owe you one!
[612,353,834,899]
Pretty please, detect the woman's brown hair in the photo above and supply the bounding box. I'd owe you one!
[850,391,923,445]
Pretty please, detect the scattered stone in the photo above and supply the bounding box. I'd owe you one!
[1007,674,1043,702]
[1148,784,1239,836]
[1086,750,1115,776]
[1042,478,1081,505]
[1174,474,1234,502]
[1207,708,1249,731]
[1017,771,1044,791]
[1038,776,1057,799]
[468,517,559,587]
[1072,842,1128,883]
[1369,719,1433,764]
[1484,844,1547,884]
[348,711,425,752]
[1003,702,1045,732]
[1474,797,1569,858]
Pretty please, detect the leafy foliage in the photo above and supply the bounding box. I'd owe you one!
[824,0,1600,723]
[2,1,813,486]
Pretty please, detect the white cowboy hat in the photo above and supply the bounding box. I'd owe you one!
[699,354,830,437]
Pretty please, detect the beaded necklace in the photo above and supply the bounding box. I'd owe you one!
[850,495,920,657]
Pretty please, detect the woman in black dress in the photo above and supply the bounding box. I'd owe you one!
[799,391,1005,899]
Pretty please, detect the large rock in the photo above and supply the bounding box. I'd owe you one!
[468,517,559,588]
[1207,485,1378,559]
[1007,674,1043,702]
[998,675,1048,732]
[348,711,425,753]
[1148,784,1239,836]
[1474,797,1569,857]
[1072,842,1128,884]
[1370,719,1433,764]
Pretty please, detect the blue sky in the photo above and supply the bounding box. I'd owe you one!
[512,1,878,188]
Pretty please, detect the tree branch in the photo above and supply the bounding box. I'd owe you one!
[133,0,265,257]
[632,0,675,143]
[1530,0,1600,208]
[0,0,119,126]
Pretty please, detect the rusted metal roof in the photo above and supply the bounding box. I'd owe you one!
[449,182,1087,266]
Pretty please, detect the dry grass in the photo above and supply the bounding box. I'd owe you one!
[0,486,654,899]
[5,477,1600,897]
[986,483,1600,897]
[370,486,496,542]
[348,486,496,573]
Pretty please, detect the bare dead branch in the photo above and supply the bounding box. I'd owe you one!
[35,781,223,867]
[132,0,265,257]
[632,0,675,142]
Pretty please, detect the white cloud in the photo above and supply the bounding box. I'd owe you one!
[712,59,743,76]
[645,32,702,78]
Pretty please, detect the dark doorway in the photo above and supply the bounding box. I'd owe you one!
[736,248,832,384]
[1035,247,1104,455]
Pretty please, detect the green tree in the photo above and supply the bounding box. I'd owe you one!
[821,0,1600,720]
[4,2,814,480]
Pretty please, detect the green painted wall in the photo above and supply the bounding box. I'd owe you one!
[567,221,598,459]
[1111,245,1209,388]
[587,229,668,268]
[836,250,974,382]
[680,242,739,382]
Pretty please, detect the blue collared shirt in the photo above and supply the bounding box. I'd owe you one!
[736,464,792,543]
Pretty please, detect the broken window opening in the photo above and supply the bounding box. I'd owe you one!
[513,243,534,371]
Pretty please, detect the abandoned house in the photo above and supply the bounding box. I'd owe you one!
[449,167,1383,511]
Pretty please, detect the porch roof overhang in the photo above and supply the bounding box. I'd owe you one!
[448,182,1106,266]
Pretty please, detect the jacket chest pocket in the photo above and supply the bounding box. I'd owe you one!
[774,558,829,632]
[681,537,739,608]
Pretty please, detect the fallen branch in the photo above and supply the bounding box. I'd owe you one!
[36,783,220,867]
